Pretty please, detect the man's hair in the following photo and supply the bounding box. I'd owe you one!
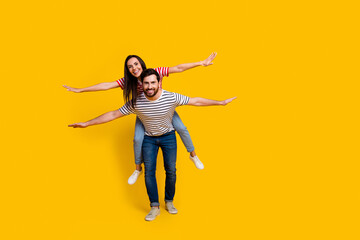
[140,68,160,82]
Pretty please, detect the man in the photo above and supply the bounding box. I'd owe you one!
[69,69,236,221]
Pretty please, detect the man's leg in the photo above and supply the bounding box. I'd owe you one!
[142,135,160,207]
[160,131,177,204]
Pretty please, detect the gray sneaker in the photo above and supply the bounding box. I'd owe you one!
[165,202,178,214]
[145,207,160,221]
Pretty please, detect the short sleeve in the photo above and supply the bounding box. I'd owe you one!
[154,67,169,78]
[116,77,125,89]
[119,101,135,115]
[173,92,190,106]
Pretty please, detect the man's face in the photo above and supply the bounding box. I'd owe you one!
[127,57,143,78]
[142,75,159,97]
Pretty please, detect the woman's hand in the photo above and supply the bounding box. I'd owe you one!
[63,85,82,93]
[201,52,217,66]
[68,122,88,128]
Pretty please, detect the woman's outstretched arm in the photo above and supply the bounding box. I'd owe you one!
[168,52,217,74]
[63,81,119,93]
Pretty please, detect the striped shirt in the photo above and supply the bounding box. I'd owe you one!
[116,67,169,93]
[119,90,190,136]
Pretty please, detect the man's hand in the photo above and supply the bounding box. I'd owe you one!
[201,52,217,66]
[68,110,124,128]
[63,85,82,93]
[188,96,237,106]
[221,97,237,106]
[68,122,88,128]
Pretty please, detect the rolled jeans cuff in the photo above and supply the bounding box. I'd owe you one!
[135,158,143,165]
[150,202,160,207]
[187,147,195,153]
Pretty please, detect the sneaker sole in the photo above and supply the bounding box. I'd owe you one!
[128,172,143,185]
[145,212,160,221]
[165,208,178,214]
[191,161,204,170]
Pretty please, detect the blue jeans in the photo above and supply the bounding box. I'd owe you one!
[142,131,177,207]
[133,111,194,165]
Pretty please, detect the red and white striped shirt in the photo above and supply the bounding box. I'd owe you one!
[116,67,169,93]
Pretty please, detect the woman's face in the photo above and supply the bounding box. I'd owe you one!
[127,57,143,78]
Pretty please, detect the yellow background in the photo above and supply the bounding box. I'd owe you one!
[1,0,359,239]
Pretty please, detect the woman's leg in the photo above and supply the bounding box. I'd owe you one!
[172,111,195,153]
[128,117,145,184]
[134,117,145,167]
[172,111,204,169]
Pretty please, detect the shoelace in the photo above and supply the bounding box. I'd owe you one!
[149,209,158,216]
[193,158,200,164]
[166,203,175,210]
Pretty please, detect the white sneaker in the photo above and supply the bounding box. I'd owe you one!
[128,169,142,185]
[145,207,160,221]
[189,155,204,170]
[165,202,178,214]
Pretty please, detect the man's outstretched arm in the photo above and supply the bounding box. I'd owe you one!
[187,96,237,106]
[68,110,124,128]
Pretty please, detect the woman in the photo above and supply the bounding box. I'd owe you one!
[64,52,217,184]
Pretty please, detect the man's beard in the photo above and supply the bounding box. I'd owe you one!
[144,87,159,97]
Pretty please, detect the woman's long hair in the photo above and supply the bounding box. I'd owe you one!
[123,55,147,107]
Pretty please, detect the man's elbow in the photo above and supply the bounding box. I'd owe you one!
[188,98,200,106]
